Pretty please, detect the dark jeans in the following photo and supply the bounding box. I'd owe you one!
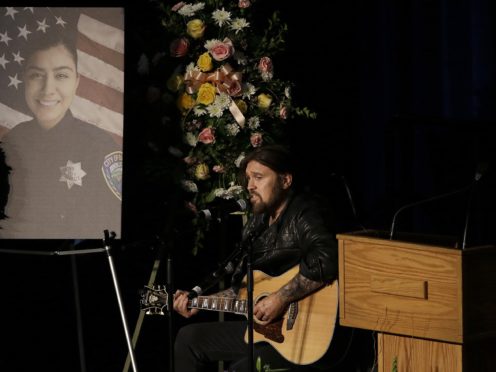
[174,320,359,372]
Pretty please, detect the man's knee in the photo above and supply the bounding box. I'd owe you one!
[175,323,203,351]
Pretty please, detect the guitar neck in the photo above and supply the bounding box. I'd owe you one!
[189,295,248,316]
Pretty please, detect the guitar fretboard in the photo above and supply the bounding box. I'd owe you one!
[189,296,248,315]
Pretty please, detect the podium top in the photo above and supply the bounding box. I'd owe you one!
[337,230,496,254]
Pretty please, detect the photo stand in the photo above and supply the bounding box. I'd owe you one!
[0,230,138,372]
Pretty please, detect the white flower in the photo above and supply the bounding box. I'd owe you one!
[181,180,198,193]
[193,106,207,116]
[226,184,244,197]
[227,185,244,198]
[215,93,230,109]
[226,123,240,136]
[206,104,225,118]
[247,116,260,129]
[234,153,245,168]
[204,39,221,50]
[184,132,198,147]
[213,188,228,198]
[178,2,205,16]
[213,185,244,200]
[212,8,231,27]
[242,83,256,99]
[285,86,291,99]
[230,18,250,34]
[185,62,198,74]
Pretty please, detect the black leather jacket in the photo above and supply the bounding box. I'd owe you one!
[231,192,338,291]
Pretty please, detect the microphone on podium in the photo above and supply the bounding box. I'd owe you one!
[389,170,484,241]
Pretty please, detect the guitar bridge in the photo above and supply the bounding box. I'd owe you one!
[286,302,298,330]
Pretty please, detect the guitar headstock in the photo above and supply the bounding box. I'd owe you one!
[140,285,168,315]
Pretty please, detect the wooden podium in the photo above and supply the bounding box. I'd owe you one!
[337,231,496,372]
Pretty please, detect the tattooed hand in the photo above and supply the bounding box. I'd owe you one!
[253,273,323,323]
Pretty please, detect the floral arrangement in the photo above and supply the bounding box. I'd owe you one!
[153,0,315,251]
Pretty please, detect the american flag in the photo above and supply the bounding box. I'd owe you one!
[0,7,124,141]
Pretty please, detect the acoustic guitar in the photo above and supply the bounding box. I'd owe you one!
[141,265,338,365]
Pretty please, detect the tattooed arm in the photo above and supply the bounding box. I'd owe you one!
[253,273,323,323]
[212,287,237,298]
[276,272,324,303]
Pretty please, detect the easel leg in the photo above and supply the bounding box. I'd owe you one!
[122,256,162,372]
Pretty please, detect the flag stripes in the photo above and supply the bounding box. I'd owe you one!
[0,7,124,138]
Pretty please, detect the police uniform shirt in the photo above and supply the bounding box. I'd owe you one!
[1,112,122,239]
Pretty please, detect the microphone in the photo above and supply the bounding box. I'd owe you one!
[389,181,474,240]
[198,198,248,221]
[461,164,487,249]
[330,173,366,232]
[187,260,236,299]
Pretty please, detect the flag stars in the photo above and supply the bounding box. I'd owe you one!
[12,51,24,65]
[55,16,67,28]
[0,54,9,70]
[5,7,19,20]
[37,18,50,33]
[0,31,12,46]
[18,24,31,40]
[24,7,34,13]
[8,74,22,90]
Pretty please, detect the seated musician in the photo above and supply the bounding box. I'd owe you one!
[173,144,341,371]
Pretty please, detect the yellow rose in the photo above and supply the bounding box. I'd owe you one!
[195,163,210,180]
[177,92,195,111]
[187,19,206,39]
[197,52,213,72]
[166,73,184,92]
[235,99,248,114]
[257,93,272,110]
[197,83,217,105]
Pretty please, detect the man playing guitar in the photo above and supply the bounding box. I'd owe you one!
[173,145,339,371]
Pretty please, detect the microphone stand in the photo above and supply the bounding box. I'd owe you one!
[245,234,255,372]
[167,252,174,372]
[461,172,483,250]
[389,184,472,241]
[242,223,263,372]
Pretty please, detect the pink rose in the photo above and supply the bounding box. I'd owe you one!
[198,127,216,144]
[258,56,273,81]
[238,0,251,8]
[213,165,225,173]
[250,132,263,148]
[183,156,197,165]
[209,38,234,61]
[185,201,198,214]
[279,105,288,120]
[170,37,189,58]
[228,80,242,97]
[171,2,185,11]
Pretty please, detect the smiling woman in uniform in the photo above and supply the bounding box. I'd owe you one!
[0,32,121,239]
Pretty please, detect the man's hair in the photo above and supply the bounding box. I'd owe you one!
[239,144,295,186]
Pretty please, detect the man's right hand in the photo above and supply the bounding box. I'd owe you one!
[173,290,199,318]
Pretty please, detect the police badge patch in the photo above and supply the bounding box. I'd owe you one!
[102,151,123,201]
[60,160,87,189]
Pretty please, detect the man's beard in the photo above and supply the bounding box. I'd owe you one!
[250,184,287,215]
